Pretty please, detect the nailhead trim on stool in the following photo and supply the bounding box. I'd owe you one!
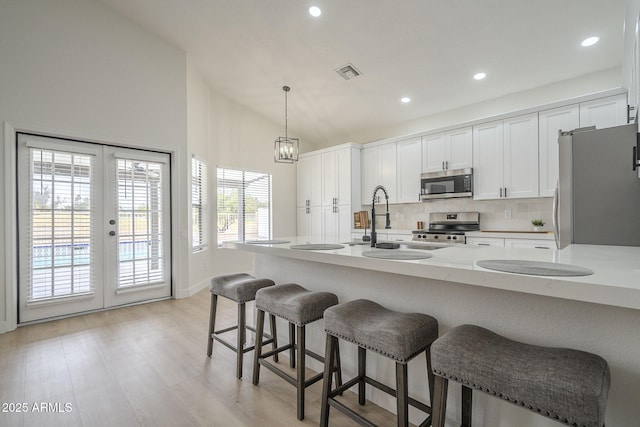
[430,324,610,427]
[207,273,277,379]
[253,283,341,421]
[320,299,439,427]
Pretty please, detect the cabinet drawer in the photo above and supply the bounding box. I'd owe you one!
[504,239,554,249]
[466,237,505,247]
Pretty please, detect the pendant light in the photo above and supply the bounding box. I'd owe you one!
[274,85,299,163]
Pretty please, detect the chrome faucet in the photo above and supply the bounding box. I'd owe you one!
[370,185,391,247]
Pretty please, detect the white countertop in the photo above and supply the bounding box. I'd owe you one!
[225,237,640,311]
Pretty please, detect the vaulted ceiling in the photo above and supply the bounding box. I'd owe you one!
[98,0,626,146]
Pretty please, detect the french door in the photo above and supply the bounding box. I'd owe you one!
[17,134,171,323]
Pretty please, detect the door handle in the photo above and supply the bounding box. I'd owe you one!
[109,231,116,237]
[109,219,116,225]
[499,188,503,198]
[504,187,507,197]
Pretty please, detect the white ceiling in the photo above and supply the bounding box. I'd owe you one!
[97,0,626,146]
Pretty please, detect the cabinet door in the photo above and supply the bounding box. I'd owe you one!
[336,147,353,206]
[321,151,337,206]
[297,206,322,239]
[473,120,504,200]
[361,147,378,204]
[579,94,628,129]
[446,127,473,170]
[396,137,422,203]
[378,143,397,203]
[466,237,505,247]
[503,113,539,199]
[296,207,311,237]
[337,204,353,243]
[422,133,446,173]
[322,205,339,242]
[504,239,554,249]
[297,154,322,207]
[538,105,580,197]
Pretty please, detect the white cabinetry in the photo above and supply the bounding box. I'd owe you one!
[538,105,580,197]
[467,237,553,249]
[466,237,505,247]
[579,94,628,129]
[504,239,554,249]
[422,127,472,173]
[396,137,422,203]
[361,143,396,204]
[473,113,538,200]
[297,145,361,242]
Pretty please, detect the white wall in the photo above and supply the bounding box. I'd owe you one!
[0,0,185,332]
[207,88,298,280]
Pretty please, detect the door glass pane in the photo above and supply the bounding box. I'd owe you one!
[116,159,165,288]
[28,148,94,301]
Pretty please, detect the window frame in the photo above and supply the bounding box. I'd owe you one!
[216,167,272,246]
[191,155,209,253]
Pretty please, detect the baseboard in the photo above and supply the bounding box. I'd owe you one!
[176,277,209,299]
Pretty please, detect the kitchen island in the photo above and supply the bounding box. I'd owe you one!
[224,238,640,427]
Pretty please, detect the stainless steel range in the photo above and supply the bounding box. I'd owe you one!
[412,212,480,244]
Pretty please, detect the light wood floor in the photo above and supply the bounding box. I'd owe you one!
[0,288,408,426]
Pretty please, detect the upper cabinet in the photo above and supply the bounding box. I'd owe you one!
[473,113,539,200]
[538,94,627,198]
[579,94,628,129]
[422,127,472,173]
[396,137,422,203]
[361,143,397,204]
[296,154,322,208]
[538,105,580,197]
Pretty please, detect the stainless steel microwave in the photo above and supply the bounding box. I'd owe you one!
[420,168,473,201]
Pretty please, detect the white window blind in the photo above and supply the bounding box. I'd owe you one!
[192,156,208,252]
[217,167,272,245]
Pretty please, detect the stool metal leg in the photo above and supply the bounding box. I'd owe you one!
[296,324,306,420]
[252,309,265,385]
[358,346,366,405]
[396,362,409,427]
[432,376,448,427]
[320,334,337,427]
[461,385,472,427]
[236,302,246,379]
[207,294,218,357]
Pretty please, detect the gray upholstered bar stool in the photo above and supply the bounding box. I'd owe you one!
[252,283,342,421]
[320,299,439,427]
[430,324,611,427]
[207,273,277,379]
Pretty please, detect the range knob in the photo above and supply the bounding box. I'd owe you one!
[446,235,452,240]
[433,235,439,239]
[451,236,458,241]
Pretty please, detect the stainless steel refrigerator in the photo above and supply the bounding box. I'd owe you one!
[554,123,640,248]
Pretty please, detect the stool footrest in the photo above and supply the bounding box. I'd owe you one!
[327,398,376,427]
[258,357,335,389]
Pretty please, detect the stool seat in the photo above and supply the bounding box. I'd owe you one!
[324,299,438,363]
[210,273,275,303]
[431,324,610,427]
[256,283,338,326]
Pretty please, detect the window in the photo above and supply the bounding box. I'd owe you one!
[217,167,271,246]
[192,156,208,252]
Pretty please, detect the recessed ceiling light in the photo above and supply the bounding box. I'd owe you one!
[309,6,322,17]
[401,97,411,103]
[581,36,599,47]
[473,72,487,80]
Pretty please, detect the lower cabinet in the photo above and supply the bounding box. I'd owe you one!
[466,236,554,249]
[466,237,505,247]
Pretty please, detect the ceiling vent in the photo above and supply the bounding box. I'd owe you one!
[335,63,362,80]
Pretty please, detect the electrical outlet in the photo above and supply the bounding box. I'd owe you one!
[504,209,512,219]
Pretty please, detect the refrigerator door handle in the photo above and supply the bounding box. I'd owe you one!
[633,145,637,171]
[552,182,560,249]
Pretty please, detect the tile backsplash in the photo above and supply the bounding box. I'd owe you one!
[364,197,553,231]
